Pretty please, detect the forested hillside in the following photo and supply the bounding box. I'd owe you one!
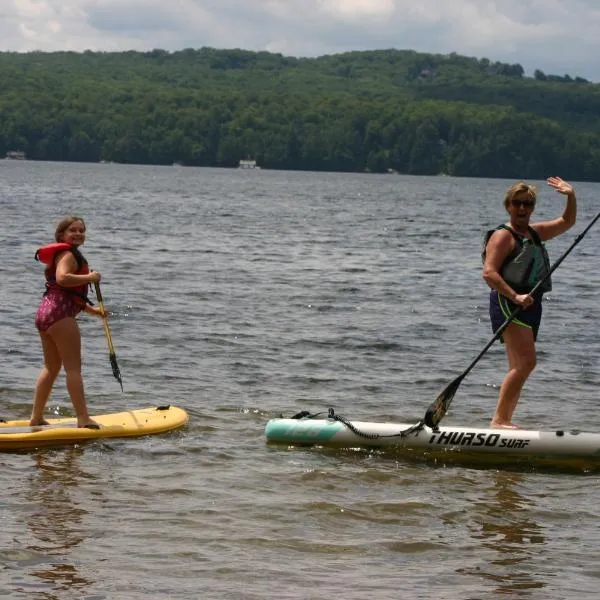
[1,47,600,179]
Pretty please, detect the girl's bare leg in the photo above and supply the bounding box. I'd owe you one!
[30,332,62,425]
[47,317,99,428]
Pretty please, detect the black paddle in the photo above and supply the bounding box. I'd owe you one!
[423,211,600,429]
[94,282,124,391]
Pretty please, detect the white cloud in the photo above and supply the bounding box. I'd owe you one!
[318,0,395,20]
[1,0,600,80]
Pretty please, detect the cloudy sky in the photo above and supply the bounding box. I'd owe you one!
[2,0,599,81]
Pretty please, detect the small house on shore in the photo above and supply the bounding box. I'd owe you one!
[238,159,260,169]
[5,150,26,160]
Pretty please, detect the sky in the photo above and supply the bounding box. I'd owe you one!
[2,0,600,81]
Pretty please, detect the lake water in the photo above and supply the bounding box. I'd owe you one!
[1,160,599,599]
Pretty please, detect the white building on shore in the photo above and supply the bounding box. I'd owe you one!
[238,159,260,169]
[5,150,26,160]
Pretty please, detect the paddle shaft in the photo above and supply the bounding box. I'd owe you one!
[94,282,123,390]
[94,284,116,351]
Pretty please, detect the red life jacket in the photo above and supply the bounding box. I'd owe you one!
[35,243,90,305]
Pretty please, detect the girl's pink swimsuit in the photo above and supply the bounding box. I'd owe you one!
[35,288,83,332]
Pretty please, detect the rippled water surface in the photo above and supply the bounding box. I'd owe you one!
[1,161,599,599]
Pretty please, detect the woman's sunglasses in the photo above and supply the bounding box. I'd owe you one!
[511,199,535,209]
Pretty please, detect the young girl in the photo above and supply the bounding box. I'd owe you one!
[32,216,104,428]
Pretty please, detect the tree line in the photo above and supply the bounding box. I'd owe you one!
[1,47,599,180]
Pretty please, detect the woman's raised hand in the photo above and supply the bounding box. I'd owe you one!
[547,176,574,196]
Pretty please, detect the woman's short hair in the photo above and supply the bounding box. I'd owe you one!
[504,182,537,211]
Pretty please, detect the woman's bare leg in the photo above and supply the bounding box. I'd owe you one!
[490,323,536,429]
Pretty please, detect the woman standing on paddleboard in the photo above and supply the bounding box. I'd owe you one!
[482,177,576,429]
[31,216,104,428]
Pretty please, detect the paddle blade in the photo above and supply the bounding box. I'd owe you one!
[109,351,124,391]
[424,374,465,428]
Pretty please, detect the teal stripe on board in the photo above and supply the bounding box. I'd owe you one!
[265,420,345,443]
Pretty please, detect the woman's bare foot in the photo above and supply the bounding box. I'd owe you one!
[78,420,100,429]
[490,421,522,430]
[30,418,50,426]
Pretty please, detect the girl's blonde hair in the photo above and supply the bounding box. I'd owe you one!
[55,216,86,242]
[503,182,537,211]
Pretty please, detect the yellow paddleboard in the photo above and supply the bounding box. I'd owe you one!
[0,405,189,451]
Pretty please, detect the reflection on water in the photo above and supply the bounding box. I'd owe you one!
[24,447,96,598]
[464,471,546,595]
